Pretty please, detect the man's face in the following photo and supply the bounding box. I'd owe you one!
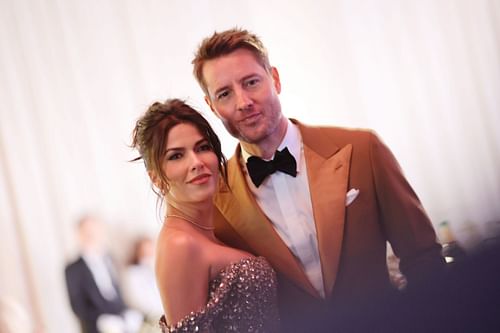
[79,218,106,252]
[203,49,284,145]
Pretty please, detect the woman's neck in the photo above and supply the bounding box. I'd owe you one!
[165,202,215,235]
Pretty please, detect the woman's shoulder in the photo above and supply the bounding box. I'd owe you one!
[157,227,206,265]
[157,230,212,285]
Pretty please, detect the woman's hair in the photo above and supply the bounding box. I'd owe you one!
[131,99,227,203]
[192,27,271,95]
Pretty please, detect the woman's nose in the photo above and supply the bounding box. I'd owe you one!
[189,152,203,171]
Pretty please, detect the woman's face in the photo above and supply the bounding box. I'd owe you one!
[159,123,219,204]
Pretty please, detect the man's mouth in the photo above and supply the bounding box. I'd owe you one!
[240,112,261,125]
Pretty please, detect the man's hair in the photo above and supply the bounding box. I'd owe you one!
[192,27,271,94]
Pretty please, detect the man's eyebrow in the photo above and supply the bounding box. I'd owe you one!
[241,73,259,81]
[238,74,260,86]
[213,84,230,97]
[212,73,260,96]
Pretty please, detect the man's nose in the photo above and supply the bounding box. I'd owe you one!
[235,88,253,111]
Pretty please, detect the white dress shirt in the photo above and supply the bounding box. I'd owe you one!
[82,252,118,301]
[241,119,325,298]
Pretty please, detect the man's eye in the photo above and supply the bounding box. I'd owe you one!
[216,90,230,100]
[245,78,260,87]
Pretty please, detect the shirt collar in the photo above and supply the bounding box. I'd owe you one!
[241,119,303,172]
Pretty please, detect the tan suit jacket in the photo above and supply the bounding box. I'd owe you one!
[213,120,443,330]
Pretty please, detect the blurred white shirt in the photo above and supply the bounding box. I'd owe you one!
[123,259,163,319]
[82,253,118,301]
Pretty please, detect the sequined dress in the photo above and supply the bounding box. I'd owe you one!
[159,256,280,332]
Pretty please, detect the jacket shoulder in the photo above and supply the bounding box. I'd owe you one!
[65,256,86,273]
[296,120,379,148]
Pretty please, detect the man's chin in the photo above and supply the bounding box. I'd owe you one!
[239,134,266,145]
[237,126,269,144]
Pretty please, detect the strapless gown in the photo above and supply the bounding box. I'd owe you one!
[159,256,280,332]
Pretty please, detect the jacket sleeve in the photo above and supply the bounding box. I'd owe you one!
[65,264,100,322]
[213,207,255,254]
[368,131,445,285]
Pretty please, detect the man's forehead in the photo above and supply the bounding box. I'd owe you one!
[203,51,267,90]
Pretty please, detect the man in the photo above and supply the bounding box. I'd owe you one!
[192,28,445,331]
[65,216,141,333]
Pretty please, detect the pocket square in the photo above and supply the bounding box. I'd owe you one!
[345,188,360,206]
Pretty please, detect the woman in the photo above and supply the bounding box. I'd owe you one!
[131,99,280,332]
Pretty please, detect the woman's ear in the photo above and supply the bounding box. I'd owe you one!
[148,170,162,192]
[150,171,170,196]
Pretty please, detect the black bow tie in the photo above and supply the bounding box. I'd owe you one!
[246,147,297,187]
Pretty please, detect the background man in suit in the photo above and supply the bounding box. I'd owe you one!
[192,28,445,331]
[65,216,141,333]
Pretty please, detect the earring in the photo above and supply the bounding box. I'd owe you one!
[161,183,170,195]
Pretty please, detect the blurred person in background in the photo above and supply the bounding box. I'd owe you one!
[123,236,163,332]
[64,215,142,333]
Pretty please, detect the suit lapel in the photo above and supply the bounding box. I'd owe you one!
[216,120,352,299]
[215,149,319,297]
[297,120,352,297]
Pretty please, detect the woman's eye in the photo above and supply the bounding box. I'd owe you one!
[198,144,213,152]
[167,153,182,161]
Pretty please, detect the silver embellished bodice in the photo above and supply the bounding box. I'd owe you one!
[159,256,280,332]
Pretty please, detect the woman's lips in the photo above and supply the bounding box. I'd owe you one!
[188,174,211,185]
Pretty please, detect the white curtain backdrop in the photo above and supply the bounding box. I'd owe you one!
[1,0,499,332]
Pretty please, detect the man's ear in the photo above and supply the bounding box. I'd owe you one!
[271,67,281,94]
